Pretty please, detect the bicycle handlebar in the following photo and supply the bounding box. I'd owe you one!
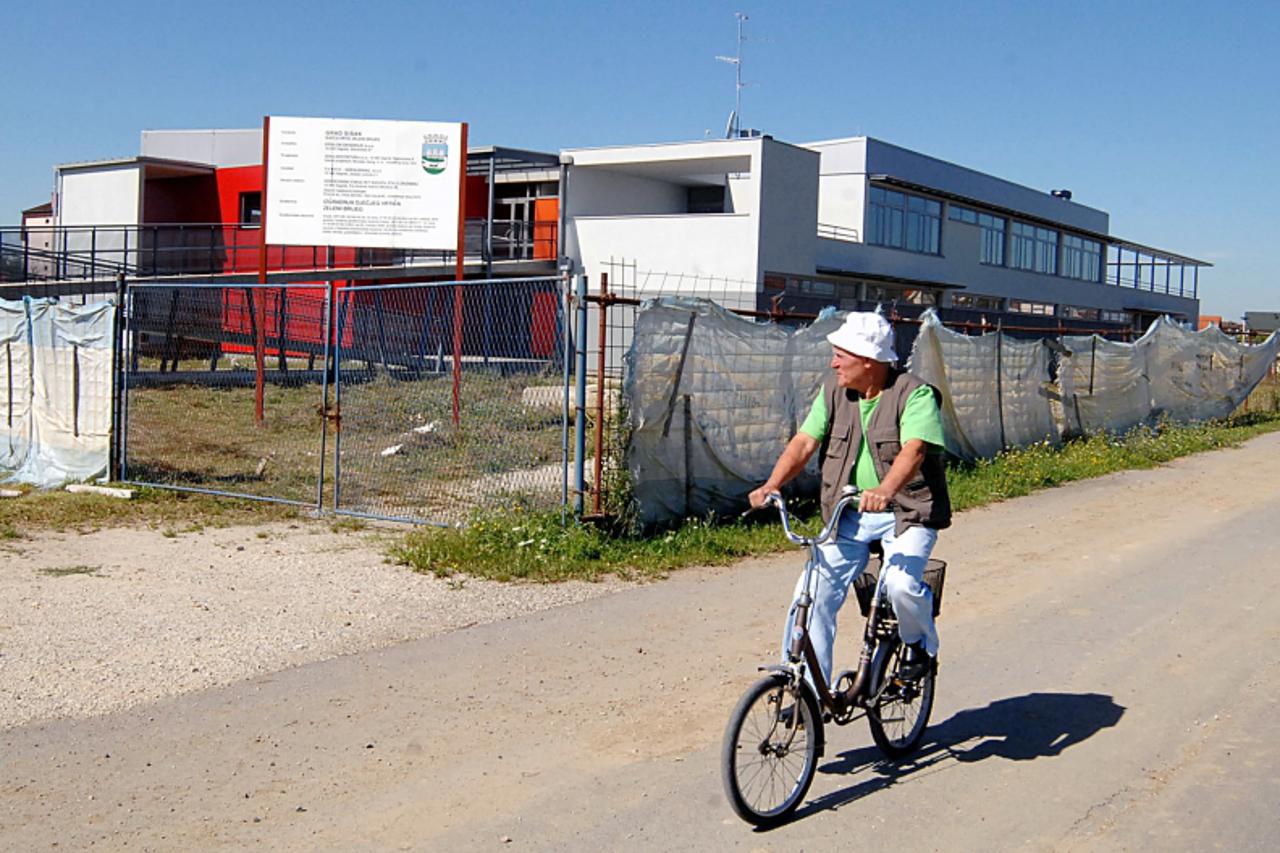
[765,486,862,547]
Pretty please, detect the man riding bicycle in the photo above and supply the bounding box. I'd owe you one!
[749,311,951,685]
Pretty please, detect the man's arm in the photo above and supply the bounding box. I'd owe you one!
[857,438,926,512]
[749,432,821,508]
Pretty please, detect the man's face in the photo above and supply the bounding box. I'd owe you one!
[830,346,876,390]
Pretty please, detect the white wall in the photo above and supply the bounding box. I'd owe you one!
[55,166,142,267]
[756,139,820,281]
[141,129,262,167]
[573,213,759,300]
[815,174,866,235]
[57,166,141,227]
[567,168,687,217]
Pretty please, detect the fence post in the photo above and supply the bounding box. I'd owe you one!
[683,394,692,517]
[574,274,588,515]
[995,321,1007,449]
[560,271,573,517]
[593,273,609,516]
[110,273,127,481]
[316,283,333,512]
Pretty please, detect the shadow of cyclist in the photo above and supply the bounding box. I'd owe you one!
[777,692,1125,826]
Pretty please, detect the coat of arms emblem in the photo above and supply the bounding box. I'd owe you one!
[422,136,449,175]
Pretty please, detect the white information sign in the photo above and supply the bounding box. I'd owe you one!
[264,116,463,250]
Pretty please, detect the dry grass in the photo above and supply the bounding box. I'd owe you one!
[120,366,566,523]
[0,484,302,536]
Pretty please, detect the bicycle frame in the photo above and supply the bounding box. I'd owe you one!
[767,489,898,722]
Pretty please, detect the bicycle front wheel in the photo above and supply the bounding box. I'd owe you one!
[867,640,935,758]
[721,674,820,826]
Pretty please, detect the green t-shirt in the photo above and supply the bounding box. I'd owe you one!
[798,384,945,490]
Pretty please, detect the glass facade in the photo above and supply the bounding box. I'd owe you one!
[951,293,1003,311]
[1010,222,1058,274]
[868,187,941,254]
[948,204,1005,266]
[1062,234,1102,282]
[1009,299,1055,316]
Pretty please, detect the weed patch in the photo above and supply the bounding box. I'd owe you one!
[393,413,1280,582]
[39,565,101,577]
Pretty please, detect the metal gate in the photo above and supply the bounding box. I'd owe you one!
[118,282,331,508]
[331,276,570,525]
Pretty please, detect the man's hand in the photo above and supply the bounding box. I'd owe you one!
[858,487,893,513]
[750,433,820,510]
[863,438,928,513]
[749,483,780,509]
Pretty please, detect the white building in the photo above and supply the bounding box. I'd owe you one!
[563,134,1204,330]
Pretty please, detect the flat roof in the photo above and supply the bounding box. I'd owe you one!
[57,156,215,178]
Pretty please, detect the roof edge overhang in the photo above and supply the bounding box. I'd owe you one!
[814,266,966,290]
[57,156,216,177]
[870,175,1211,267]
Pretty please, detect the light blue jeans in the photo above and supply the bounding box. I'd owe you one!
[783,511,939,686]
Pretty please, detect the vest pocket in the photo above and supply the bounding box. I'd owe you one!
[872,439,901,461]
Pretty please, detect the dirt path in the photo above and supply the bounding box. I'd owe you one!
[0,520,628,729]
[4,434,1280,851]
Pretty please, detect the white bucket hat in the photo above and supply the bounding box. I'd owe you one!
[826,311,897,363]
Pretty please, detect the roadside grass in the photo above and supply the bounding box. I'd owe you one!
[0,485,301,536]
[392,411,1280,583]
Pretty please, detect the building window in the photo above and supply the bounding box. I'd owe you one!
[868,187,940,254]
[1009,299,1055,316]
[951,293,1003,311]
[978,213,1006,266]
[1060,305,1100,321]
[687,185,725,214]
[1062,234,1101,282]
[1100,309,1131,325]
[865,283,937,305]
[800,279,837,297]
[1010,222,1057,274]
[948,204,1005,265]
[238,191,262,227]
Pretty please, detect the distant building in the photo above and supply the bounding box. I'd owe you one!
[1244,311,1280,334]
[27,129,560,286]
[16,201,54,279]
[563,135,1206,332]
[11,128,1207,334]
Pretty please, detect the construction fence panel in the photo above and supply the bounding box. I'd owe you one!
[120,282,331,507]
[0,296,115,486]
[332,277,568,525]
[625,300,1280,527]
[909,313,1060,459]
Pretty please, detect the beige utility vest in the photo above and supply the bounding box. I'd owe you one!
[818,369,952,535]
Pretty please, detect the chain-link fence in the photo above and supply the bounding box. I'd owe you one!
[331,277,568,525]
[119,283,331,506]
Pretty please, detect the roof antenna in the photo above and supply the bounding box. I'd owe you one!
[715,12,749,138]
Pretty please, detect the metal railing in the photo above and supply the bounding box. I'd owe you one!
[1,219,558,284]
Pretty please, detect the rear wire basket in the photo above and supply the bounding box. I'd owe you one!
[853,558,947,618]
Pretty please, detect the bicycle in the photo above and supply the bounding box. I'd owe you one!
[721,485,947,826]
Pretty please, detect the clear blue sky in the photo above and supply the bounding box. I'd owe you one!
[7,0,1276,318]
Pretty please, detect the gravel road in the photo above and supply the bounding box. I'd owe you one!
[4,435,1280,851]
[0,521,627,730]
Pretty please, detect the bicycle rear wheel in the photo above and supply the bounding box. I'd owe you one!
[867,640,935,758]
[721,674,820,826]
